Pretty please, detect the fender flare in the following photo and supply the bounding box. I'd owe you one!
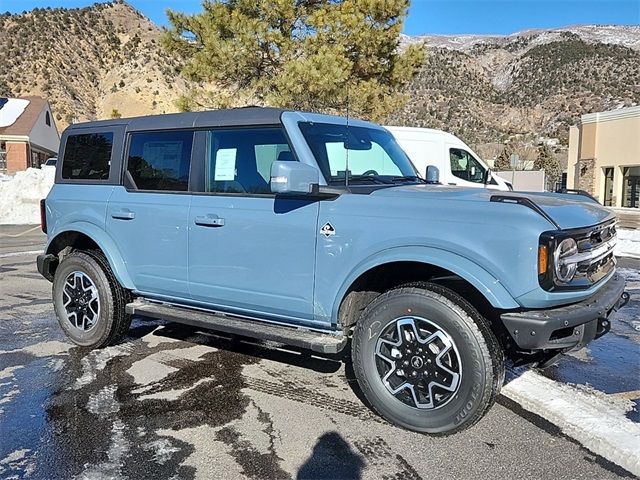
[330,245,520,322]
[46,222,135,290]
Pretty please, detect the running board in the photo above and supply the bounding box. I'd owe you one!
[126,299,347,354]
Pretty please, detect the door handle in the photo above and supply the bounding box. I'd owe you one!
[195,214,225,227]
[111,209,136,220]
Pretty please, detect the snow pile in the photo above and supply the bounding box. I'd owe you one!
[503,368,640,476]
[0,168,54,225]
[615,229,640,259]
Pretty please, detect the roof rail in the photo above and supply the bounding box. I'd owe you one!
[555,188,599,203]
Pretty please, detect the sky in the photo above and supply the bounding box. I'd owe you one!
[1,0,639,35]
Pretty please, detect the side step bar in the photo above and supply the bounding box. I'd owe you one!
[126,299,347,354]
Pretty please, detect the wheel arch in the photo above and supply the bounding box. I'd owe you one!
[46,222,135,290]
[333,246,520,329]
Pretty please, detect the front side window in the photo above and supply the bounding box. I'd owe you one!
[127,130,193,191]
[62,132,113,180]
[450,148,485,183]
[298,122,417,185]
[206,128,293,194]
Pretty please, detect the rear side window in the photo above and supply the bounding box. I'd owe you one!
[127,131,193,191]
[62,132,113,180]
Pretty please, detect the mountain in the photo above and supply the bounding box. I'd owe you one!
[390,26,640,158]
[1,2,638,161]
[0,1,190,127]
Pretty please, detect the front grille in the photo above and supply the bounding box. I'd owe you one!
[539,219,617,291]
[566,220,617,288]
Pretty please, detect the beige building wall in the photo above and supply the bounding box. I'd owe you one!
[567,126,579,189]
[567,106,640,208]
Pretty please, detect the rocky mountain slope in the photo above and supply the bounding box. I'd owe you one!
[390,26,640,154]
[0,1,189,128]
[1,2,638,158]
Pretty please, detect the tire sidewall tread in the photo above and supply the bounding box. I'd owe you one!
[352,283,504,435]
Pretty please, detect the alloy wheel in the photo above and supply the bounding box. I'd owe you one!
[62,271,100,332]
[375,316,462,410]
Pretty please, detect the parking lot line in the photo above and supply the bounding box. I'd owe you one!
[0,250,42,259]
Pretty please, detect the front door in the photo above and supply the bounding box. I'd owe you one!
[623,167,640,208]
[106,129,194,299]
[188,127,319,325]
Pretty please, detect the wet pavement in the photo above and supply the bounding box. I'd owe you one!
[1,225,638,479]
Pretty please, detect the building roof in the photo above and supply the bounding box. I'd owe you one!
[0,96,49,137]
[581,105,640,124]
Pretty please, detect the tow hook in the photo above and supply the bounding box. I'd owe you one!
[616,291,630,311]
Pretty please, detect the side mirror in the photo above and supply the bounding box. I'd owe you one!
[483,168,492,185]
[425,165,440,184]
[470,165,477,177]
[270,161,320,195]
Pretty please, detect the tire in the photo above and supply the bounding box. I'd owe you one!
[351,283,504,435]
[52,250,132,348]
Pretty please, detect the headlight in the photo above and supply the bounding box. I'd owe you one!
[553,238,578,283]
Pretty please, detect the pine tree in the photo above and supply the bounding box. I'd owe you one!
[161,0,424,121]
[494,144,513,171]
[533,143,562,191]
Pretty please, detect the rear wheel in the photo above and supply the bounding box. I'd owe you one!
[352,284,504,434]
[52,250,131,348]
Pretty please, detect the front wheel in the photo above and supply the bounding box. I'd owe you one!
[352,284,504,434]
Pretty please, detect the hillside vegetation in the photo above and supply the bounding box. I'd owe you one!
[0,1,189,128]
[390,30,640,154]
[1,1,638,159]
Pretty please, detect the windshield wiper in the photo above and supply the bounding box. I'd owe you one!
[330,175,394,185]
[390,175,427,184]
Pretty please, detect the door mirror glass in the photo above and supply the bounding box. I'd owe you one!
[270,161,319,194]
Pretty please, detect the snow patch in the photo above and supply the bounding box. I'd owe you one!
[615,229,640,259]
[74,344,133,390]
[142,438,180,465]
[0,98,30,127]
[503,368,640,476]
[0,168,54,224]
[87,385,120,418]
[77,420,130,480]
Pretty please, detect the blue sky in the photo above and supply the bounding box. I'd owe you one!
[2,0,639,35]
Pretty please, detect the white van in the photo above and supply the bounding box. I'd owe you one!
[385,126,511,191]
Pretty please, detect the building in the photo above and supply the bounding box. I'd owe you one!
[567,105,640,208]
[0,96,60,173]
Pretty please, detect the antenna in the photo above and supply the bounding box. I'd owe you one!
[345,81,349,189]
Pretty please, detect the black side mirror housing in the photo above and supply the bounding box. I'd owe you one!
[425,165,440,184]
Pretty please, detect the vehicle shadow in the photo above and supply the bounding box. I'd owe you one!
[128,317,377,409]
[296,431,366,480]
[134,317,345,374]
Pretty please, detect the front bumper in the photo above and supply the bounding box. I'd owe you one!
[501,273,628,351]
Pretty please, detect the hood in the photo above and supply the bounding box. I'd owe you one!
[371,185,615,230]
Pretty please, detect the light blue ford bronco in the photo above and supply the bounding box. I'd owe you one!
[37,108,629,434]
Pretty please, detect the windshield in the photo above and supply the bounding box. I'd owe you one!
[298,122,418,185]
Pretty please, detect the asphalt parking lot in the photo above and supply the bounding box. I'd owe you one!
[1,225,638,479]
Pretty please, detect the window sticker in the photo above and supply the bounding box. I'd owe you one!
[215,148,237,180]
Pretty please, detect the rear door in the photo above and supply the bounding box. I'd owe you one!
[188,127,320,325]
[106,129,194,299]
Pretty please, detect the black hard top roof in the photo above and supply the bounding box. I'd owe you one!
[65,106,287,132]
